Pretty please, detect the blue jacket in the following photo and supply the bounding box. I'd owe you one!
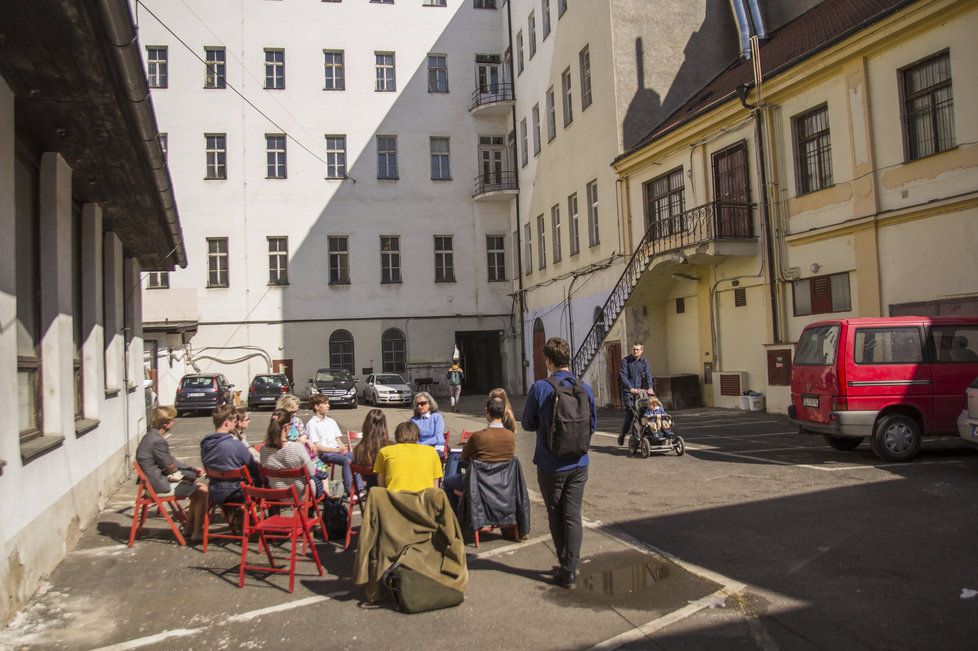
[619,355,653,401]
[521,370,597,472]
[200,432,260,505]
[412,412,445,448]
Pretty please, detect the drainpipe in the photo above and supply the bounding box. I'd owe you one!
[744,0,768,39]
[728,0,752,59]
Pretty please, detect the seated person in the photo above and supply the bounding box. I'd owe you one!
[261,409,327,498]
[352,409,391,491]
[200,404,261,509]
[306,394,358,493]
[233,406,260,462]
[410,392,445,448]
[640,397,673,439]
[442,396,516,513]
[136,405,208,540]
[373,421,443,492]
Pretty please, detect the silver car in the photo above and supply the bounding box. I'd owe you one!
[362,373,413,406]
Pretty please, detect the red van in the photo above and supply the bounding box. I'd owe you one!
[788,317,978,462]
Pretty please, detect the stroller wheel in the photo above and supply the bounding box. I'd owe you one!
[674,435,685,456]
[628,437,639,457]
[639,437,651,459]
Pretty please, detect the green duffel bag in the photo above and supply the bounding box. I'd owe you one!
[382,560,464,614]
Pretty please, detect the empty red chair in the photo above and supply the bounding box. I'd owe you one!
[261,466,328,543]
[344,464,375,549]
[129,461,189,547]
[202,465,256,553]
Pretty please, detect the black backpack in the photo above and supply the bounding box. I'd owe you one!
[545,376,593,458]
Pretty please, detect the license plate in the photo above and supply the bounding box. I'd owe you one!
[187,392,204,398]
[261,396,276,401]
[802,396,819,408]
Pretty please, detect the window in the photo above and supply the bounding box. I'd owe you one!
[537,214,546,270]
[329,330,355,374]
[377,135,398,179]
[579,46,592,110]
[558,0,567,17]
[146,272,169,289]
[676,297,685,314]
[734,287,747,307]
[551,204,562,263]
[586,179,599,246]
[375,52,396,92]
[854,327,923,365]
[792,272,851,316]
[528,12,537,59]
[520,118,529,166]
[423,0,447,5]
[16,159,41,439]
[266,134,287,179]
[371,0,394,3]
[794,324,840,365]
[268,237,288,285]
[794,105,832,194]
[434,236,454,282]
[324,50,345,90]
[516,31,525,75]
[326,135,346,178]
[901,50,955,161]
[427,54,448,93]
[542,0,551,38]
[147,47,168,88]
[645,167,685,236]
[568,193,580,255]
[523,223,532,274]
[430,137,451,180]
[475,0,496,8]
[561,67,573,126]
[487,234,506,282]
[264,49,285,89]
[206,237,229,288]
[532,104,541,154]
[205,134,227,179]
[204,47,226,88]
[932,326,978,363]
[545,88,557,141]
[380,236,401,283]
[382,328,406,373]
[328,236,350,284]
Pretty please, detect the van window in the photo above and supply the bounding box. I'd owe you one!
[854,327,923,364]
[931,326,978,363]
[795,325,840,365]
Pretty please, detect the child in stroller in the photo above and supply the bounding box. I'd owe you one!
[627,390,685,457]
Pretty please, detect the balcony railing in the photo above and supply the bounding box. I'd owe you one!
[470,82,515,111]
[473,170,518,197]
[572,201,754,376]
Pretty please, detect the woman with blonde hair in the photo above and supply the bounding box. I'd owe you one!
[488,387,517,433]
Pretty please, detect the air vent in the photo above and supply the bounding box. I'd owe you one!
[719,373,743,396]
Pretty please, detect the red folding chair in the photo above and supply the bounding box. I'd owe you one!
[202,465,256,553]
[473,522,521,548]
[328,432,361,480]
[344,464,374,549]
[129,461,189,547]
[459,431,474,445]
[262,466,328,544]
[441,430,452,462]
[238,485,324,593]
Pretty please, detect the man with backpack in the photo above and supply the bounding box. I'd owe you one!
[446,362,464,412]
[521,337,596,589]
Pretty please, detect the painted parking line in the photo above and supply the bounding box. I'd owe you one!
[684,444,971,471]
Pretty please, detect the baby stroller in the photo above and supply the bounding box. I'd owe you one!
[627,390,685,458]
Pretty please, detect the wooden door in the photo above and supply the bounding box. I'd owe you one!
[607,341,623,408]
[272,358,294,384]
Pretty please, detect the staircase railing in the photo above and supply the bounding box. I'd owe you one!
[571,201,753,376]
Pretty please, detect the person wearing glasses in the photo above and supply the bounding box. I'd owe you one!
[410,392,445,448]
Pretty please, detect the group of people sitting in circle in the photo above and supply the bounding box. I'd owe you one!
[138,386,519,542]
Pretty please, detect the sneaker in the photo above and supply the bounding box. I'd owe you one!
[617,432,626,446]
[553,569,577,589]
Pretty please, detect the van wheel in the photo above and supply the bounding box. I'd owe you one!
[824,435,863,451]
[871,415,921,462]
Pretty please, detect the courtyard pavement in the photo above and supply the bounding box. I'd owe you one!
[2,395,977,650]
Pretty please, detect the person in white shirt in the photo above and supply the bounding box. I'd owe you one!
[305,394,355,493]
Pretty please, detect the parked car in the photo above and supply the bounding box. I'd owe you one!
[956,377,978,448]
[306,368,358,408]
[362,373,413,406]
[247,373,293,410]
[788,316,978,462]
[174,373,233,415]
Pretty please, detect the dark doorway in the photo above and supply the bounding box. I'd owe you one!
[607,340,623,408]
[712,140,751,238]
[532,318,547,381]
[272,358,294,384]
[455,330,503,394]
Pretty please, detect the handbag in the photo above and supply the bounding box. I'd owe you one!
[381,552,464,614]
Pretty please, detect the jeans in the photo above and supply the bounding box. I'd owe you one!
[620,394,635,436]
[537,465,588,575]
[321,451,358,493]
[442,473,466,516]
[449,385,462,408]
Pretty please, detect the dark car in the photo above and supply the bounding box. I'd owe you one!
[247,373,294,410]
[306,368,358,408]
[174,373,233,415]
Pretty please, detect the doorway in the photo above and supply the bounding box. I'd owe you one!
[532,318,547,381]
[454,330,503,393]
[712,140,751,238]
[607,341,623,408]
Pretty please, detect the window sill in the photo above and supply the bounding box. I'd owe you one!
[377,176,399,181]
[21,434,65,464]
[206,285,230,289]
[146,286,169,290]
[265,176,288,180]
[435,279,456,283]
[329,281,351,286]
[796,183,835,198]
[268,282,290,287]
[204,177,227,181]
[323,87,346,92]
[75,418,100,437]
[431,177,452,182]
[381,280,403,285]
[127,384,138,394]
[325,175,348,180]
[427,89,450,94]
[375,89,396,93]
[905,145,958,165]
[105,387,122,398]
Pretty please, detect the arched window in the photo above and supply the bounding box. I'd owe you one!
[381,328,406,373]
[593,307,606,342]
[329,329,355,373]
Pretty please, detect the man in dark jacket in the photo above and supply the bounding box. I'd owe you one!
[200,404,261,506]
[618,342,654,446]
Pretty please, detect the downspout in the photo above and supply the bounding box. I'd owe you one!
[94,0,187,269]
[728,0,752,59]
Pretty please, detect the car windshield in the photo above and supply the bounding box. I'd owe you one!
[376,374,406,385]
[315,369,352,382]
[795,325,841,366]
[253,375,286,387]
[181,376,215,388]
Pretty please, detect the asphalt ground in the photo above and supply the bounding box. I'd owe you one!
[2,395,977,650]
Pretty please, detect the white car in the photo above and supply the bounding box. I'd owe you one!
[362,373,413,406]
[957,377,978,447]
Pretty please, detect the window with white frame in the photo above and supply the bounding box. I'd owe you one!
[794,105,832,194]
[542,0,551,38]
[264,49,285,89]
[381,236,401,283]
[580,45,592,110]
[147,47,168,88]
[423,0,447,5]
[520,118,529,166]
[375,52,396,91]
[324,50,345,90]
[205,134,227,179]
[487,234,506,282]
[428,54,449,92]
[326,135,346,178]
[551,204,562,263]
[536,214,547,270]
[430,137,451,180]
[546,88,556,141]
[793,272,851,316]
[268,237,288,285]
[377,135,398,179]
[382,328,406,373]
[328,235,349,284]
[146,272,169,289]
[434,236,455,282]
[516,31,524,74]
[587,179,599,246]
[206,237,229,288]
[523,223,532,274]
[568,193,580,255]
[266,134,287,179]
[532,104,541,154]
[901,50,955,161]
[475,0,497,7]
[561,67,573,126]
[528,11,537,59]
[204,47,226,88]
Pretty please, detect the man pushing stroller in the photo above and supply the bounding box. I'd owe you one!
[617,342,653,447]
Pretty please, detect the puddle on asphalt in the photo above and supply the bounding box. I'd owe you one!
[544,549,685,611]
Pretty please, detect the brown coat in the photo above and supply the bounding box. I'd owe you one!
[460,426,516,464]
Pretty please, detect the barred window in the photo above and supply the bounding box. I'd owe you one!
[794,105,832,194]
[901,51,955,161]
[264,49,285,89]
[324,50,345,90]
[147,47,168,88]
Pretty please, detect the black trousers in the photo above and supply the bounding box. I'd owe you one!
[537,465,589,574]
[620,394,636,435]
